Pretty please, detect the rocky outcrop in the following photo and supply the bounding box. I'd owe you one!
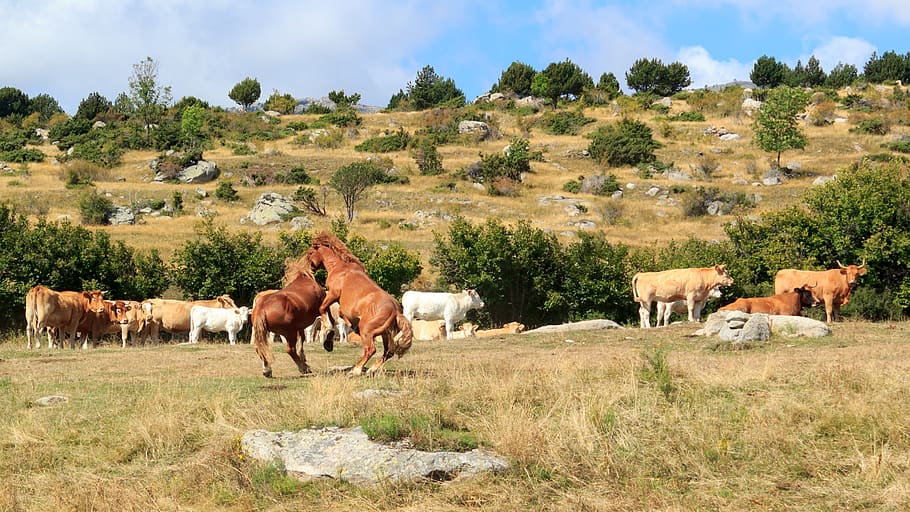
[241,426,508,485]
[696,310,831,343]
[241,192,298,225]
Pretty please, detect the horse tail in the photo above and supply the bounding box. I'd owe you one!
[251,308,274,367]
[631,273,642,302]
[394,314,413,358]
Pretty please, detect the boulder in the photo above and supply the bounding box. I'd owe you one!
[697,311,831,340]
[522,319,623,334]
[243,192,298,225]
[458,120,491,140]
[177,160,219,183]
[241,426,508,485]
[106,206,136,225]
[768,315,831,338]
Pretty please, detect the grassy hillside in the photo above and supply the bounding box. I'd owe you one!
[3,85,903,277]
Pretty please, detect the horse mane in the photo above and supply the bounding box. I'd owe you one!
[311,232,366,269]
[283,257,314,285]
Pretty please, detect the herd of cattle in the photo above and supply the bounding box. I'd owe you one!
[20,260,866,350]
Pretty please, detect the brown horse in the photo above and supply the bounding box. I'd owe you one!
[306,232,413,376]
[251,258,333,378]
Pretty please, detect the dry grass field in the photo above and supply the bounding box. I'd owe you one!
[1,321,909,511]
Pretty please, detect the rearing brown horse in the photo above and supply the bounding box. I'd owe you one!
[306,232,413,376]
[251,258,333,378]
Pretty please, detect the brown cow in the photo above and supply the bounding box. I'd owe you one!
[142,295,237,343]
[718,285,819,316]
[632,265,735,328]
[75,299,130,349]
[475,321,525,337]
[118,300,149,347]
[774,260,867,323]
[25,285,106,349]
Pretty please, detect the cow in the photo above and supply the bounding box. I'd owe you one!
[475,321,525,337]
[141,295,237,343]
[402,289,485,340]
[25,285,106,349]
[632,265,735,328]
[411,319,447,341]
[74,299,130,349]
[117,300,149,348]
[718,285,819,316]
[189,306,250,345]
[773,260,867,323]
[655,287,723,327]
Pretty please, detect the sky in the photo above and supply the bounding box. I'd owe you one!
[3,0,910,114]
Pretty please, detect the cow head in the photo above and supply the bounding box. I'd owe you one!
[465,289,485,309]
[836,259,868,287]
[216,295,238,308]
[794,284,820,308]
[707,287,723,300]
[713,265,735,287]
[83,290,106,313]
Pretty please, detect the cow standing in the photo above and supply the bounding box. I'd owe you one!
[189,306,250,344]
[719,285,819,316]
[25,285,106,349]
[402,289,485,340]
[141,295,237,343]
[773,261,867,323]
[74,299,130,349]
[632,265,734,328]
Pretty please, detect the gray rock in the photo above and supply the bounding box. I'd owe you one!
[762,175,782,186]
[667,170,693,181]
[35,395,68,406]
[241,426,508,485]
[176,160,219,184]
[92,121,106,129]
[645,186,661,197]
[514,96,545,110]
[719,133,741,141]
[106,206,135,225]
[458,121,491,140]
[611,190,623,199]
[523,319,622,334]
[244,192,298,225]
[768,316,831,338]
[813,176,836,186]
[737,314,771,343]
[289,216,312,231]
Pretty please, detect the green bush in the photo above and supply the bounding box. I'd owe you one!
[286,120,308,131]
[562,180,581,193]
[412,138,444,176]
[538,110,595,135]
[478,137,531,186]
[280,165,313,185]
[214,181,239,202]
[0,148,44,163]
[587,118,661,167]
[850,118,889,135]
[663,111,705,122]
[78,191,113,225]
[881,140,910,153]
[354,128,411,153]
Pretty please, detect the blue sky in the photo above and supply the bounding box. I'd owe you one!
[2,0,910,114]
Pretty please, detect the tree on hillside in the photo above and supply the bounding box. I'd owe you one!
[825,62,858,89]
[328,89,361,109]
[863,50,910,83]
[390,65,465,111]
[803,56,827,87]
[597,72,622,99]
[129,56,172,141]
[228,77,261,111]
[532,59,593,108]
[263,89,297,114]
[330,161,386,222]
[0,87,30,120]
[28,93,63,122]
[625,58,691,97]
[750,55,788,88]
[587,118,661,167]
[752,86,810,168]
[492,61,537,96]
[76,92,112,121]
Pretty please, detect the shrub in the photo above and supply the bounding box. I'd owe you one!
[881,140,910,153]
[78,191,113,225]
[537,110,595,135]
[354,128,411,153]
[62,162,100,188]
[587,118,661,167]
[294,186,327,216]
[562,180,581,194]
[215,181,239,202]
[280,165,313,185]
[850,117,889,135]
[584,173,620,195]
[0,148,44,163]
[412,138,444,176]
[662,111,705,122]
[286,120,308,131]
[477,137,531,188]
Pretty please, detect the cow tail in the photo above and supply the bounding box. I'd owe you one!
[394,314,413,358]
[631,274,641,302]
[251,310,274,367]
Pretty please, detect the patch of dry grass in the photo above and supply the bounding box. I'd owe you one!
[1,321,909,510]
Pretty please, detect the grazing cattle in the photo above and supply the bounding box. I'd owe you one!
[411,319,447,341]
[142,295,237,342]
[75,299,130,349]
[719,285,819,316]
[189,306,250,345]
[656,287,723,327]
[632,265,734,328]
[475,321,526,337]
[402,289,484,340]
[774,260,867,323]
[25,285,106,349]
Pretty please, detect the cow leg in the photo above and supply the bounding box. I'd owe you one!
[444,317,455,340]
[638,302,652,328]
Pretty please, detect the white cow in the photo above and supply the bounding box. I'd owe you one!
[655,287,723,327]
[402,289,484,340]
[189,306,250,345]
[304,302,353,344]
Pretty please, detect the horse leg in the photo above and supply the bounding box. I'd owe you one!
[349,329,376,377]
[365,332,394,376]
[286,333,311,375]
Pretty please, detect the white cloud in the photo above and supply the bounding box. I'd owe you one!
[677,46,753,89]
[809,37,877,72]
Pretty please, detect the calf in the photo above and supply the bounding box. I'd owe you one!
[189,306,250,345]
[75,299,130,349]
[656,287,723,327]
[402,289,484,340]
[718,285,818,316]
[475,321,525,337]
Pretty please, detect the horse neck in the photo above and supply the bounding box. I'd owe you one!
[317,249,347,273]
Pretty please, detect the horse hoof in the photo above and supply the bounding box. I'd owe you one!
[262,369,273,378]
[323,337,334,353]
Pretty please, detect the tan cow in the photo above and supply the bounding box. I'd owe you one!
[118,300,149,347]
[142,295,237,343]
[475,321,525,337]
[75,299,130,349]
[718,285,819,316]
[25,285,106,349]
[632,265,735,328]
[773,260,867,323]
